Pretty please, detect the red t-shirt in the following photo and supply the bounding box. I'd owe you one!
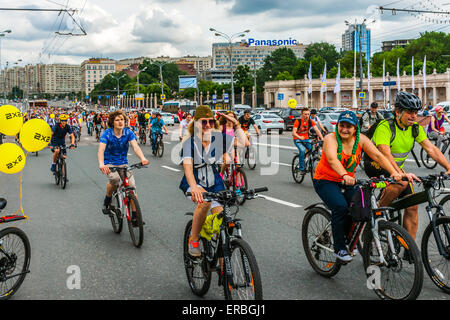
[293,118,315,140]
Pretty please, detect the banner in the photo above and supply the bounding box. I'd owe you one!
[307,62,312,94]
[397,58,401,91]
[412,56,415,91]
[334,63,341,94]
[423,55,427,90]
[367,61,371,93]
[320,62,327,93]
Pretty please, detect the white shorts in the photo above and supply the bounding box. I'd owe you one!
[187,185,222,209]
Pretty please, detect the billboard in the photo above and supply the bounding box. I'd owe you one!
[179,76,197,90]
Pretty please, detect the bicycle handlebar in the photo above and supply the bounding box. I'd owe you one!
[185,187,269,201]
[109,163,148,172]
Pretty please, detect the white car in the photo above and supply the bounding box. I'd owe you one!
[160,112,175,126]
[251,113,284,134]
[317,113,340,133]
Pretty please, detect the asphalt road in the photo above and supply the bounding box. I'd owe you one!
[0,124,449,300]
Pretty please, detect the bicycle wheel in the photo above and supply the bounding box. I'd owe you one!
[359,150,365,170]
[246,147,256,170]
[126,193,144,248]
[420,147,438,169]
[362,220,423,300]
[309,156,316,182]
[234,168,248,206]
[292,155,305,184]
[301,207,342,277]
[223,238,263,300]
[110,193,123,234]
[0,227,31,300]
[60,160,67,190]
[54,159,61,185]
[421,216,450,293]
[157,139,164,158]
[183,220,211,296]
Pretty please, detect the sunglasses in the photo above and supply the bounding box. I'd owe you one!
[201,119,216,126]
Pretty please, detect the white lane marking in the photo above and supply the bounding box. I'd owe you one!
[163,142,171,144]
[162,165,180,172]
[259,195,302,208]
[273,162,291,167]
[254,142,297,151]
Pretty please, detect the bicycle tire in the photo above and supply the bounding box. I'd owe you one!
[246,147,256,170]
[0,227,31,300]
[157,139,164,158]
[223,238,263,300]
[362,220,423,300]
[292,155,305,184]
[301,207,342,277]
[183,220,211,296]
[420,147,438,169]
[126,193,144,248]
[54,159,61,185]
[421,216,450,293]
[110,193,123,234]
[309,156,317,182]
[60,160,67,190]
[234,168,248,206]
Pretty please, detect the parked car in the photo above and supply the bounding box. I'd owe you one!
[160,112,175,126]
[252,107,266,114]
[277,108,302,131]
[436,101,450,112]
[316,113,340,133]
[379,110,394,120]
[251,113,284,134]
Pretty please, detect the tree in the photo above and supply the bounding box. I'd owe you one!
[234,65,254,93]
[274,71,294,81]
[292,59,310,79]
[304,42,340,70]
[260,47,298,80]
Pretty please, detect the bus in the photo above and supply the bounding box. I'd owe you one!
[29,100,48,108]
[162,100,197,113]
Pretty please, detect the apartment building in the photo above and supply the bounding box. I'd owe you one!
[81,58,116,95]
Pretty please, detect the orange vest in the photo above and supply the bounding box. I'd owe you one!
[314,134,362,182]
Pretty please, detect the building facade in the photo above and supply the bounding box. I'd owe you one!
[382,39,414,52]
[264,69,450,109]
[342,24,371,62]
[41,64,81,95]
[81,58,116,95]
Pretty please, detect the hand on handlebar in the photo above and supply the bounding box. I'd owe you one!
[190,185,206,204]
[404,172,421,183]
[342,175,355,186]
[99,164,110,175]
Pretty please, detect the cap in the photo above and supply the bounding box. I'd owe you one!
[337,110,358,127]
[194,105,214,120]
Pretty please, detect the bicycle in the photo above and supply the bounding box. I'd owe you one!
[292,140,323,184]
[52,145,75,190]
[302,176,423,300]
[421,132,450,169]
[87,122,94,136]
[221,147,248,206]
[0,198,31,300]
[138,126,147,145]
[243,134,257,170]
[72,126,81,146]
[152,132,166,157]
[183,187,268,300]
[106,163,147,248]
[385,173,450,293]
[95,124,102,142]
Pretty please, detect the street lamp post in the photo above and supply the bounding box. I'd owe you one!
[111,74,125,108]
[210,28,250,109]
[151,60,168,106]
[136,66,147,110]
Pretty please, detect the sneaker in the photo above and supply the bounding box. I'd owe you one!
[188,238,201,257]
[51,164,56,172]
[334,250,353,263]
[352,248,359,256]
[402,250,415,264]
[102,204,111,215]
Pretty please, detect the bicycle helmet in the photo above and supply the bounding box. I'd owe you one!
[59,114,69,121]
[310,109,317,115]
[394,91,422,111]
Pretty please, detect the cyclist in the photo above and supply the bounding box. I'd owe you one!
[293,108,324,173]
[427,105,450,149]
[313,110,403,262]
[310,109,327,134]
[364,91,450,241]
[360,102,384,134]
[129,111,138,134]
[148,113,168,155]
[94,113,103,138]
[238,110,260,136]
[69,113,81,141]
[87,112,94,136]
[98,110,149,225]
[50,114,76,173]
[179,113,193,141]
[179,105,235,257]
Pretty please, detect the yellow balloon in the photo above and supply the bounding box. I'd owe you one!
[0,105,23,135]
[50,114,55,119]
[19,119,52,152]
[288,99,297,109]
[79,118,83,124]
[145,113,150,119]
[0,143,26,174]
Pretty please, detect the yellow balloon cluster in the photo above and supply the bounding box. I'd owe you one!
[145,113,150,120]
[0,105,52,174]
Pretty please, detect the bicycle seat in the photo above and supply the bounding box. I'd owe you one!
[0,198,7,210]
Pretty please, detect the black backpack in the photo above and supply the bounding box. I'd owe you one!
[349,186,372,222]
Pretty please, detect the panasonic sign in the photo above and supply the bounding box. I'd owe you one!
[248,38,298,46]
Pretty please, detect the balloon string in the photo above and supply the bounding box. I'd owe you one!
[14,153,28,219]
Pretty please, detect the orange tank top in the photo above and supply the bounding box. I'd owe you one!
[314,134,362,182]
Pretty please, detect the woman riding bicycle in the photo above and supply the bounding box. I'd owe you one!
[312,110,404,262]
[427,105,450,149]
[180,106,238,257]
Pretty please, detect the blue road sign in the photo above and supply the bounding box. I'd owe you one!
[383,81,397,86]
[212,94,217,102]
[224,93,229,103]
[278,93,284,100]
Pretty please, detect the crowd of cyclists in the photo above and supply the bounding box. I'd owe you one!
[3,90,450,300]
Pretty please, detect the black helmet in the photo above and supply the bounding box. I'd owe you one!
[310,109,317,115]
[395,91,422,111]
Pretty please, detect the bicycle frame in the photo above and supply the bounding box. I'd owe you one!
[111,170,136,223]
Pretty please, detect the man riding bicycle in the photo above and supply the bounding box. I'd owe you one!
[293,108,324,173]
[360,102,384,135]
[364,91,450,241]
[310,109,327,134]
[148,113,168,155]
[50,114,75,173]
[238,110,260,136]
[427,105,450,149]
[98,110,149,226]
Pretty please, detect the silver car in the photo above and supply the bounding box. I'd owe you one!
[251,113,284,134]
[317,113,339,133]
[160,112,175,126]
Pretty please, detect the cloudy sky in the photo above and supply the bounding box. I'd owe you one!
[0,0,449,67]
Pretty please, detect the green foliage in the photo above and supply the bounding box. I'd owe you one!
[274,71,294,81]
[234,65,255,93]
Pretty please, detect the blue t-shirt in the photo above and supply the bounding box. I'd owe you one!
[179,132,234,193]
[150,118,165,133]
[100,128,136,165]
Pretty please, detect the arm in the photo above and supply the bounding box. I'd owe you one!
[322,134,352,182]
[183,158,205,203]
[97,142,110,175]
[313,125,324,140]
[360,135,401,180]
[130,139,149,165]
[235,126,250,148]
[420,138,450,174]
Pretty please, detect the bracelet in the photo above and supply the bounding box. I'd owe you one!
[341,173,350,179]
